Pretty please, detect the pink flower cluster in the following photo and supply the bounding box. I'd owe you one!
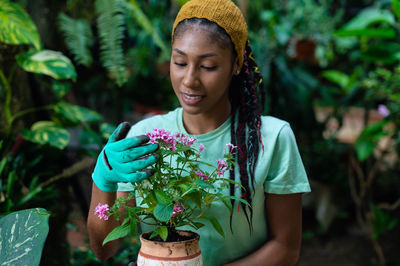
[196,170,208,180]
[95,203,109,220]
[217,158,228,177]
[146,129,197,151]
[172,202,185,217]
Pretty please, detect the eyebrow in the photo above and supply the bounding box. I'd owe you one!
[173,48,217,58]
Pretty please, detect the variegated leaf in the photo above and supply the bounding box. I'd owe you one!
[54,101,102,123]
[0,208,50,266]
[21,121,70,149]
[0,1,41,50]
[16,50,77,80]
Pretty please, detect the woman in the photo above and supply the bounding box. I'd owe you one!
[87,0,311,265]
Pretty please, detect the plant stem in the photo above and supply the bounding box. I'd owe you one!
[7,104,54,134]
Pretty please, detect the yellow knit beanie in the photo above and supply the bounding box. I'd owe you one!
[172,0,248,68]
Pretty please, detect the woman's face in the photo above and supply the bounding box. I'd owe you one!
[170,26,239,119]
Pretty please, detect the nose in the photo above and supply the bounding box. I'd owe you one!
[182,65,200,89]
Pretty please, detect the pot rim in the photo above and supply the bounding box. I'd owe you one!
[140,229,200,244]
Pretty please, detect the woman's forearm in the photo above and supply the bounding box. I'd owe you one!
[224,238,300,266]
[87,182,123,261]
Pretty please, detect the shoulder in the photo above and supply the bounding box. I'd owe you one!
[260,115,291,137]
[127,108,181,137]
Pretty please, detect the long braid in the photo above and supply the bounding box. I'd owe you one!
[229,40,265,232]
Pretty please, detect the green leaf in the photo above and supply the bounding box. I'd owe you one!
[103,223,130,245]
[0,157,7,176]
[393,0,400,19]
[184,191,202,209]
[156,226,168,241]
[58,13,93,67]
[17,186,42,206]
[354,122,387,161]
[342,8,395,29]
[95,0,127,86]
[371,205,398,239]
[333,28,396,39]
[16,50,77,80]
[54,101,102,123]
[217,194,232,213]
[154,190,172,205]
[0,208,50,266]
[322,70,351,89]
[153,203,173,222]
[355,139,375,161]
[6,171,17,195]
[200,215,225,238]
[21,121,70,149]
[126,0,170,61]
[52,81,71,98]
[194,179,214,189]
[361,42,400,64]
[190,221,205,230]
[0,1,41,50]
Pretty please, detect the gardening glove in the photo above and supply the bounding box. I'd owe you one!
[92,121,159,192]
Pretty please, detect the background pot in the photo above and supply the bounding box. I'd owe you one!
[137,230,202,266]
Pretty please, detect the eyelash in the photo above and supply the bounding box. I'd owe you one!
[173,62,216,71]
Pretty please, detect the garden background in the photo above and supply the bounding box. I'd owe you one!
[0,0,399,265]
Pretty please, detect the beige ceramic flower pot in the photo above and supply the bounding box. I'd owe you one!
[137,230,202,266]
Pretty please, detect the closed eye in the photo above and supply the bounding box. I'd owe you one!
[201,66,217,71]
[174,62,186,67]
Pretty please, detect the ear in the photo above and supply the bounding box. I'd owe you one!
[232,58,241,76]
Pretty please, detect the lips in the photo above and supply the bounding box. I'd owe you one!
[181,92,203,105]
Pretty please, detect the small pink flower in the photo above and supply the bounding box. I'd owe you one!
[217,169,226,177]
[172,202,185,217]
[95,203,109,220]
[196,170,208,180]
[198,144,205,155]
[378,104,390,118]
[217,159,228,170]
[226,143,237,153]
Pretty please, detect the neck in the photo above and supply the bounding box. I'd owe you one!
[182,104,231,135]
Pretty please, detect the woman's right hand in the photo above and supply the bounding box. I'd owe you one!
[91,122,159,192]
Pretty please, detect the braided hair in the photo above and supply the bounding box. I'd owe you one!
[229,41,265,232]
[173,18,265,232]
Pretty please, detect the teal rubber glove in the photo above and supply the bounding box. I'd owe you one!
[92,122,159,192]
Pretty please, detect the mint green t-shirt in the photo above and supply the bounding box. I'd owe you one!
[118,108,311,265]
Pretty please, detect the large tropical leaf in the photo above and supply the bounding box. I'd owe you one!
[95,0,127,87]
[58,13,93,67]
[0,1,41,50]
[54,101,102,123]
[16,50,77,80]
[21,121,70,149]
[0,208,50,266]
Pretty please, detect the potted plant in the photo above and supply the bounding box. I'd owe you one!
[95,128,247,265]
